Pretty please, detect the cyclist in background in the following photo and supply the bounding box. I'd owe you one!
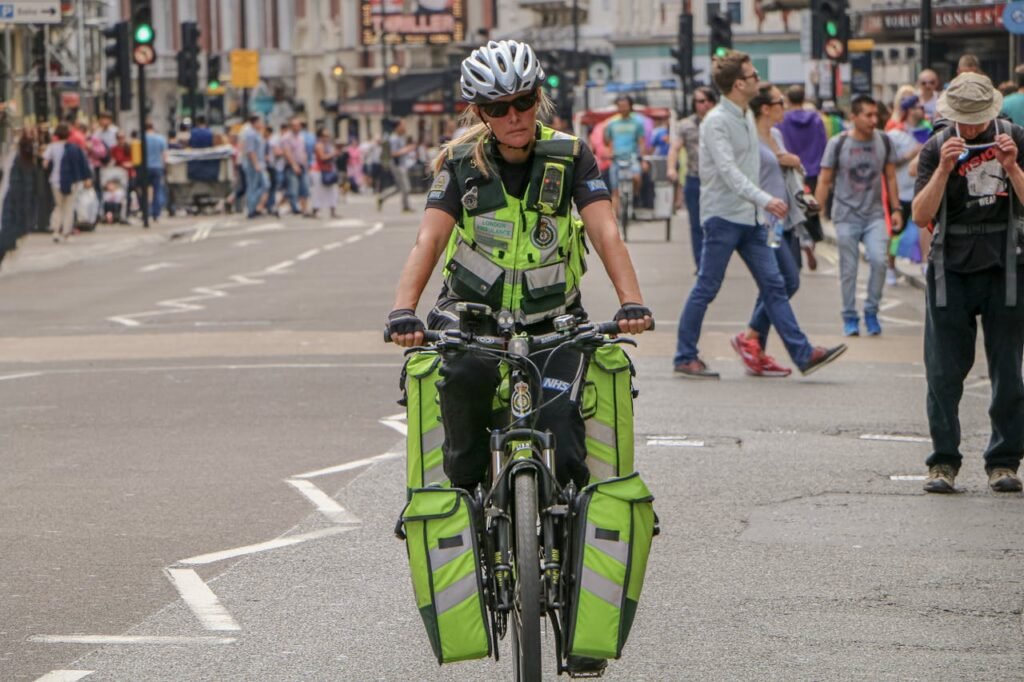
[603,95,648,220]
[385,39,653,495]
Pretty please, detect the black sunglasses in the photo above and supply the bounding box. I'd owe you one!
[480,91,539,118]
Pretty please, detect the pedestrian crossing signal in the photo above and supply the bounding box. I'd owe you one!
[708,12,732,60]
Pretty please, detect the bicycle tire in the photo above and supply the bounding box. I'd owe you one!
[511,469,542,682]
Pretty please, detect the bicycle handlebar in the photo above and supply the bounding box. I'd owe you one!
[385,317,654,351]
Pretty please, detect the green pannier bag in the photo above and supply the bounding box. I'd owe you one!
[581,344,637,483]
[400,487,492,664]
[566,472,655,660]
[401,351,450,495]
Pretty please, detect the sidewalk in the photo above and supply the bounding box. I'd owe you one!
[0,214,213,278]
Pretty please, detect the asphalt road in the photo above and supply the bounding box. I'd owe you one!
[1,195,1021,681]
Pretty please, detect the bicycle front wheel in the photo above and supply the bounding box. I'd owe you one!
[511,469,542,682]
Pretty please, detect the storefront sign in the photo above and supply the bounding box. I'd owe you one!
[360,0,465,45]
[859,3,1007,36]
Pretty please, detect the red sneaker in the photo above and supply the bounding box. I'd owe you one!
[730,333,763,376]
[758,354,792,378]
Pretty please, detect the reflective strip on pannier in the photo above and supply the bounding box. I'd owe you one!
[401,487,491,664]
[401,351,451,496]
[581,344,637,483]
[566,472,656,660]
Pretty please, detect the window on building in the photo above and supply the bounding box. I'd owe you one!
[705,1,741,24]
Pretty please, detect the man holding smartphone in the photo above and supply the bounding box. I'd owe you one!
[912,72,1024,494]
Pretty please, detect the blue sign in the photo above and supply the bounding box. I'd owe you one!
[1004,1,1024,35]
[0,6,13,19]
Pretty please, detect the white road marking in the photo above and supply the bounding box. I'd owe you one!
[28,635,235,645]
[233,239,262,247]
[877,314,923,327]
[164,568,241,631]
[322,241,344,251]
[380,418,408,436]
[138,262,177,273]
[327,219,367,228]
[964,378,991,391]
[860,434,931,443]
[890,475,927,481]
[265,260,295,273]
[647,438,705,448]
[34,671,94,682]
[0,372,44,381]
[177,526,355,566]
[243,222,285,233]
[292,451,403,480]
[108,222,384,327]
[285,479,361,524]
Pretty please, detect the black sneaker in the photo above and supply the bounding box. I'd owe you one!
[923,464,958,494]
[800,344,848,376]
[566,655,607,677]
[673,358,720,380]
[988,468,1023,493]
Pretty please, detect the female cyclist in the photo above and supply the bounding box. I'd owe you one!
[385,39,653,492]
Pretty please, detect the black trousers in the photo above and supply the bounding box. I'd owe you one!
[428,300,590,491]
[924,264,1024,472]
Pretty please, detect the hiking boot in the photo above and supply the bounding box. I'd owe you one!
[674,358,720,380]
[988,468,1023,493]
[865,313,882,336]
[800,344,847,376]
[730,333,763,376]
[923,464,958,493]
[566,655,608,677]
[758,354,792,378]
[843,318,860,337]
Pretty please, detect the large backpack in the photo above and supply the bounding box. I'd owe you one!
[581,345,638,483]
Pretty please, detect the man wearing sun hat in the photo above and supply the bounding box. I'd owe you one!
[912,70,1024,495]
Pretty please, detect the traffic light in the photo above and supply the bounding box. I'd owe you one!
[812,0,849,62]
[177,21,201,90]
[104,22,132,111]
[671,13,694,86]
[708,12,733,60]
[131,0,156,65]
[207,55,222,92]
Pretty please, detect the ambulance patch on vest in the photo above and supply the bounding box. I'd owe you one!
[476,215,514,241]
[532,216,557,249]
[428,170,450,200]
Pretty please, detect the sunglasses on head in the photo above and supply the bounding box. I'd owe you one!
[480,91,538,118]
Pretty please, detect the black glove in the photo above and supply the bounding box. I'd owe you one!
[614,303,652,322]
[386,308,425,340]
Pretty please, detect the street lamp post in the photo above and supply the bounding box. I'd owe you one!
[380,3,390,120]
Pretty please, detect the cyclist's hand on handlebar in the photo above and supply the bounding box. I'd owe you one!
[386,308,425,347]
[614,303,654,335]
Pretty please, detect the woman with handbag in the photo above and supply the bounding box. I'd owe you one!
[729,83,810,378]
[311,127,339,218]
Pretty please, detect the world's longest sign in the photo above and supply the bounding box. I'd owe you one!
[360,0,465,45]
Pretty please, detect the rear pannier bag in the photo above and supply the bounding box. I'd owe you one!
[401,351,450,495]
[566,472,655,660]
[400,487,492,664]
[581,344,637,483]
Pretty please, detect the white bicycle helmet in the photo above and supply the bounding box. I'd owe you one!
[460,40,545,103]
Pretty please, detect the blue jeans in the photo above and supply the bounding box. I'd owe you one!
[146,167,165,219]
[674,216,814,369]
[285,166,309,213]
[836,217,889,319]
[243,164,267,216]
[684,176,702,270]
[749,229,801,351]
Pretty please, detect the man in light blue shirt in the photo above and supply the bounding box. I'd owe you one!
[603,95,647,221]
[144,120,168,221]
[1000,65,1024,127]
[673,51,846,379]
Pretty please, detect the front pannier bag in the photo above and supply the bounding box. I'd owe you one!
[581,344,637,482]
[400,351,450,495]
[400,487,491,664]
[566,472,656,660]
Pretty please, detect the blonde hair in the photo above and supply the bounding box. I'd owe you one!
[431,88,556,177]
[890,83,916,125]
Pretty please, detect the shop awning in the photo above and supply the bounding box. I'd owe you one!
[339,71,450,116]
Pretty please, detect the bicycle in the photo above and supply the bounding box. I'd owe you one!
[392,303,653,680]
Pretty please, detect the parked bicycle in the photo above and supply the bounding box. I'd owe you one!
[392,303,657,680]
